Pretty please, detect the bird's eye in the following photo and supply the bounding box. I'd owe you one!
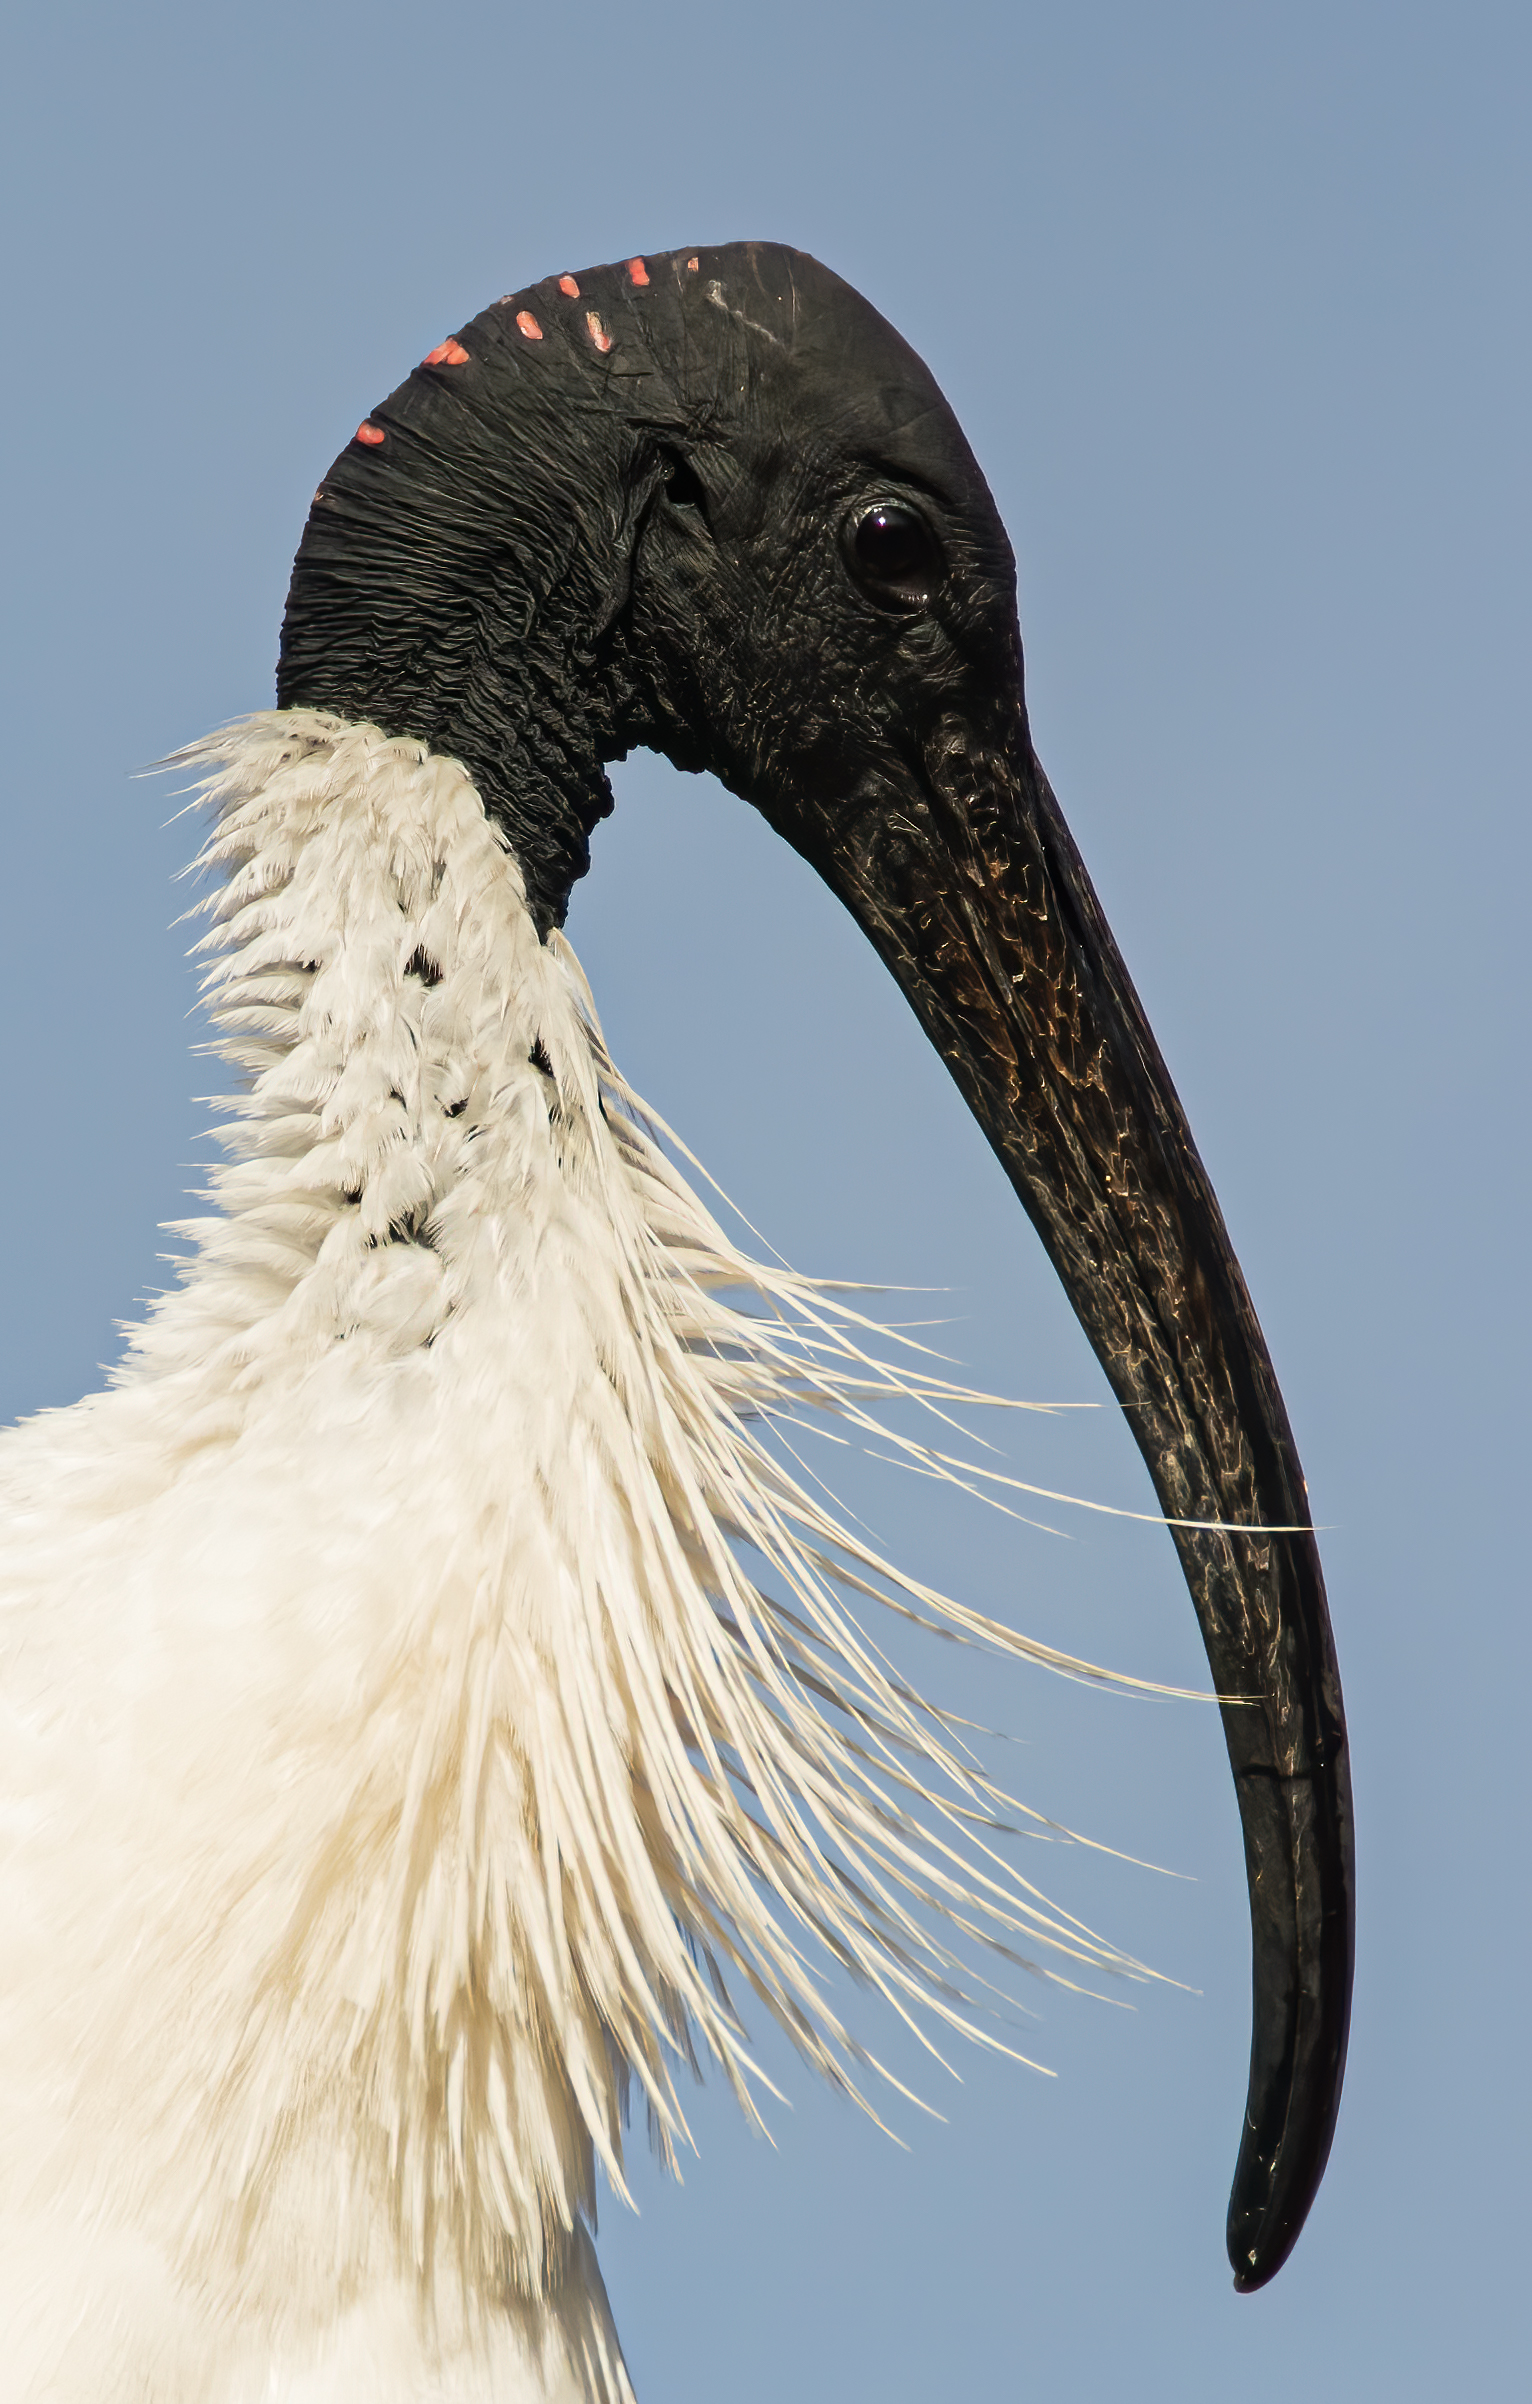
[844,500,943,611]
[661,448,710,521]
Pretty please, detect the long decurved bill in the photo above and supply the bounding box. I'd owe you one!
[803,724,1354,2290]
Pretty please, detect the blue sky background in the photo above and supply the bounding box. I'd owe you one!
[2,3,1527,2397]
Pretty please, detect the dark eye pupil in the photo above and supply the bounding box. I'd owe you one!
[847,501,940,608]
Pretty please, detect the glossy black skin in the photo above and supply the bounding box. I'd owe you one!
[280,242,1354,2289]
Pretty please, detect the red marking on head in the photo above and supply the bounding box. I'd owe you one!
[515,310,544,341]
[686,255,699,272]
[586,312,613,354]
[558,274,580,297]
[356,422,385,446]
[443,338,469,364]
[423,341,451,366]
[628,257,649,287]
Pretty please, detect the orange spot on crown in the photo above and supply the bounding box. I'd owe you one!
[686,255,699,271]
[356,421,385,446]
[423,338,470,366]
[558,274,580,297]
[628,257,649,287]
[586,312,613,354]
[515,310,544,340]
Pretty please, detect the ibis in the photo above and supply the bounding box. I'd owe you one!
[0,244,1352,2401]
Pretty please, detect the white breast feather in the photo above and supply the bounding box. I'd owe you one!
[0,714,1136,2400]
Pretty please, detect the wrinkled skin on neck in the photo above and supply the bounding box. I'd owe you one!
[279,242,1353,2288]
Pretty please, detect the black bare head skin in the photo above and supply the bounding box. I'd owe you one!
[279,243,1354,2292]
[279,244,1016,936]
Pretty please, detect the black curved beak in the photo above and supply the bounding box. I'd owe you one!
[789,717,1354,2289]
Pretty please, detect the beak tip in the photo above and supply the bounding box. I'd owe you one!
[1226,2230,1289,2288]
[1229,2242,1283,2295]
[1225,2143,1329,2293]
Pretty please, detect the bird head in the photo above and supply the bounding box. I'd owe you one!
[278,241,1352,2291]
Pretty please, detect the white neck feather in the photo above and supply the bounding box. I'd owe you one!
[2,713,1130,2399]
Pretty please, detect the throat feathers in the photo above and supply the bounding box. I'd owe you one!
[1,712,1130,2400]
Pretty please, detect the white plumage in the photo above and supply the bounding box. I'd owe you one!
[1,713,1129,2400]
